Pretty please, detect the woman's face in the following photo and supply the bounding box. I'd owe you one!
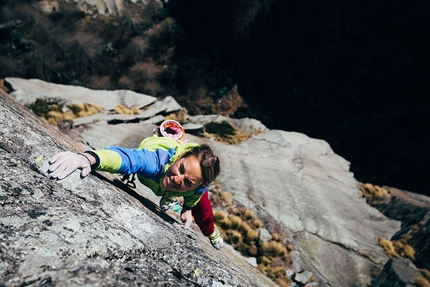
[162,155,203,192]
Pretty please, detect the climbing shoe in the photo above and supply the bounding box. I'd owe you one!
[208,227,223,250]
[159,196,177,211]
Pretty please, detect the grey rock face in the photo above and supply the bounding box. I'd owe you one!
[0,90,275,286]
[3,78,429,287]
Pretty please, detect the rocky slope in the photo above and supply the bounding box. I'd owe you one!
[0,87,276,287]
[2,78,429,286]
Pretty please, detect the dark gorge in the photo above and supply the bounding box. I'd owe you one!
[168,0,430,196]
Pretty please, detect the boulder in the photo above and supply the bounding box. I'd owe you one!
[5,77,156,111]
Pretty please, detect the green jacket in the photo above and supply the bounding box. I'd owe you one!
[88,135,206,208]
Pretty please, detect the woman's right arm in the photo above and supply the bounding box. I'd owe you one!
[48,146,175,180]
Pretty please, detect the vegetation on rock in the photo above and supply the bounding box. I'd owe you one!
[210,182,299,287]
[29,98,104,129]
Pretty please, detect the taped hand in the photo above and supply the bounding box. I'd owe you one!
[180,209,193,229]
[48,152,92,180]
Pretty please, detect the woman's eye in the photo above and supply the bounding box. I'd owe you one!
[179,163,185,174]
[184,179,191,187]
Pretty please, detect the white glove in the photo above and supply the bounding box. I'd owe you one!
[48,152,92,180]
[180,209,193,229]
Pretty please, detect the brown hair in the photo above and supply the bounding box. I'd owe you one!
[181,144,220,187]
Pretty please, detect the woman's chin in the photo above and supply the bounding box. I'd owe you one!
[161,178,169,190]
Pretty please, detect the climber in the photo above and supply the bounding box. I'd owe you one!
[47,120,223,250]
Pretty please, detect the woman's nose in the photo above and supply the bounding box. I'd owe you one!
[173,175,183,184]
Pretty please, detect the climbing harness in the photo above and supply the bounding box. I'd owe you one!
[121,173,136,188]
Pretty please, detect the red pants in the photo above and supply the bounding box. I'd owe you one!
[192,191,215,236]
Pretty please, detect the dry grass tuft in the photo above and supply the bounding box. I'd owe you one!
[214,210,228,222]
[272,232,281,242]
[238,221,252,234]
[257,256,271,266]
[259,241,288,257]
[413,277,430,287]
[378,237,399,258]
[220,192,235,206]
[209,188,292,287]
[244,209,254,220]
[244,229,259,244]
[114,104,141,115]
[165,107,188,124]
[204,120,255,145]
[253,218,263,228]
[229,215,242,229]
[411,224,421,233]
[419,269,430,281]
[227,230,242,244]
[360,183,389,206]
[360,250,376,262]
[214,211,231,230]
[398,244,415,261]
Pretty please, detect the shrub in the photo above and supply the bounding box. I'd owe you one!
[204,121,236,138]
[30,98,54,118]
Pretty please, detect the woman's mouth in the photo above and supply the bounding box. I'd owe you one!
[169,177,178,189]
